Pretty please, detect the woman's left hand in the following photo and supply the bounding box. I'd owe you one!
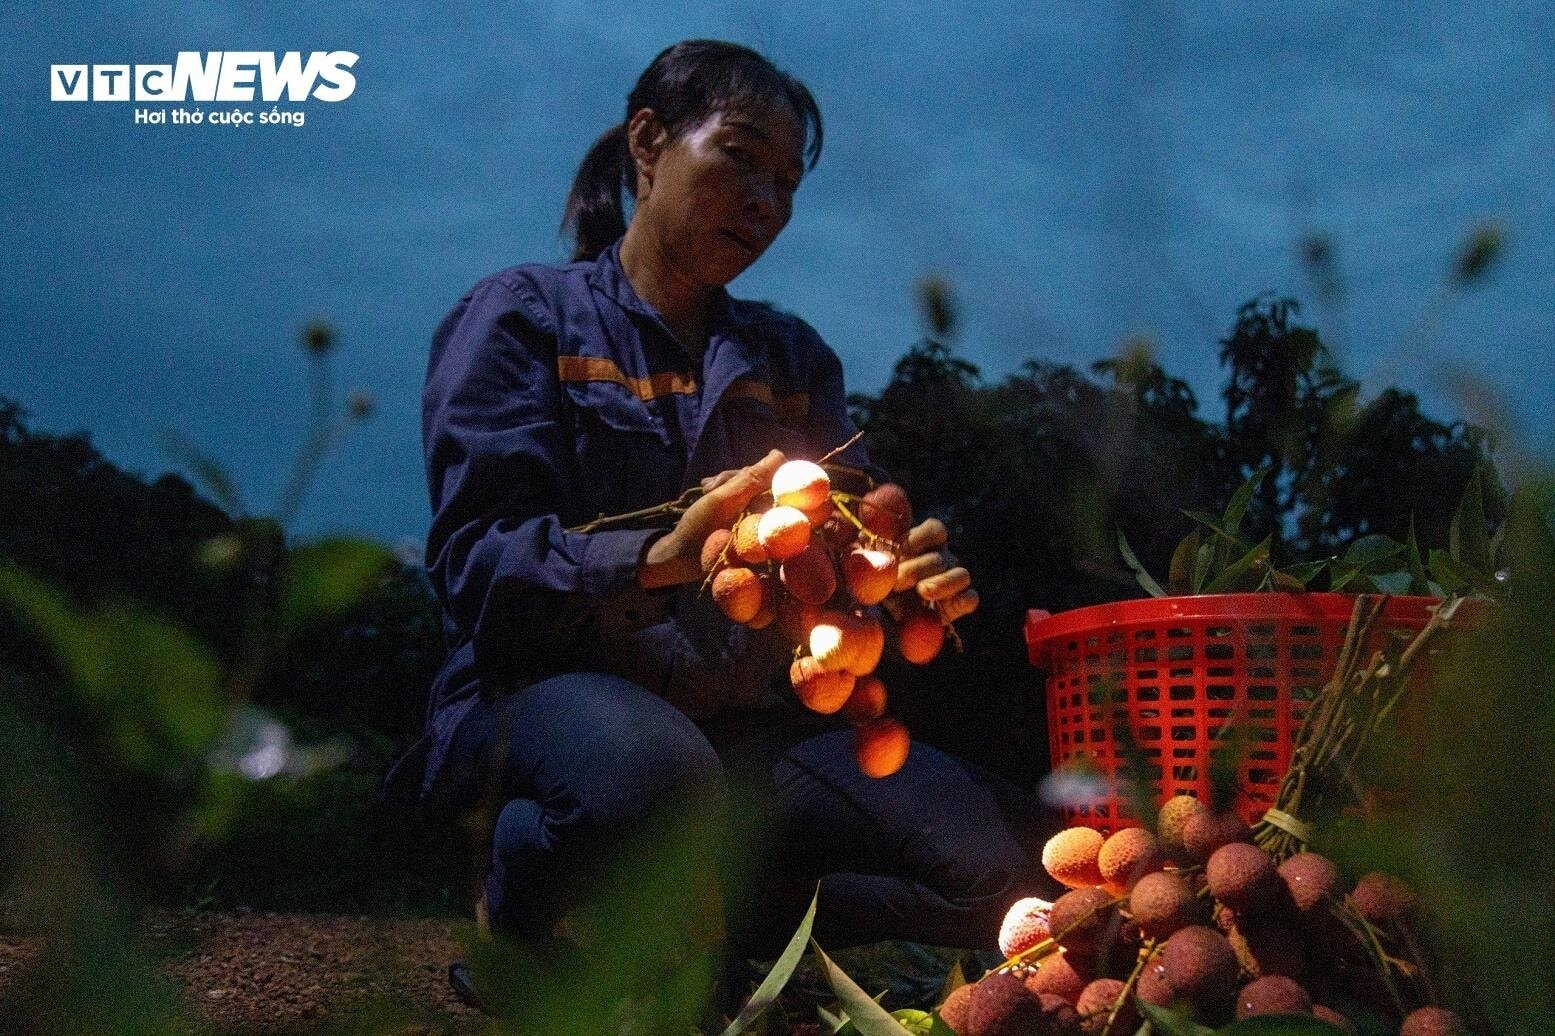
[891,518,980,624]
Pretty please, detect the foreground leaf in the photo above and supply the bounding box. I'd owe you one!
[720,889,819,1035]
[1137,1000,1214,1036]
[810,939,913,1035]
[280,538,394,635]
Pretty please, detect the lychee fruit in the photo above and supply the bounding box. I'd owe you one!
[810,611,884,675]
[842,545,899,605]
[1135,958,1178,1007]
[964,972,1046,1036]
[997,897,1053,958]
[744,578,776,630]
[1158,925,1239,1009]
[1024,951,1091,1003]
[855,716,909,778]
[1048,887,1116,956]
[771,459,830,511]
[1399,1006,1469,1036]
[1236,975,1312,1019]
[898,608,946,664]
[781,543,837,605]
[1042,827,1106,890]
[1183,809,1252,861]
[939,982,974,1034]
[756,505,812,560]
[700,527,732,574]
[1206,842,1279,913]
[1156,794,1208,860]
[776,598,822,642]
[1098,826,1165,895]
[1312,1004,1358,1033]
[712,567,763,623]
[1076,978,1137,1034]
[1128,871,1198,941]
[1277,852,1341,921]
[1350,871,1418,928]
[839,673,888,724]
[730,512,768,564]
[858,482,913,543]
[789,655,854,714]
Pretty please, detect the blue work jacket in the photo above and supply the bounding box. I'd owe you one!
[413,235,881,799]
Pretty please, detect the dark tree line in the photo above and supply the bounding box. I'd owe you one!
[0,292,1494,789]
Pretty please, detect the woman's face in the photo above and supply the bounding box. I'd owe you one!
[631,100,807,288]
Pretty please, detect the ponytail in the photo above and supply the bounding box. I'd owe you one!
[561,121,631,262]
[559,40,825,264]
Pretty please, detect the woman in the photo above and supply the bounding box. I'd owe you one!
[413,39,1054,1016]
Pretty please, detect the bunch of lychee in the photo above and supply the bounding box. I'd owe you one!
[702,460,946,778]
[938,796,1470,1035]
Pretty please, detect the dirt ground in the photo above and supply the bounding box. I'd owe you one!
[0,908,977,1032]
[0,909,481,1033]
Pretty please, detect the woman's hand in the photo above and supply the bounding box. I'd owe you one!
[637,450,787,588]
[889,517,980,624]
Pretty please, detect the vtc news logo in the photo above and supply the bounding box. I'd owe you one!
[51,51,359,102]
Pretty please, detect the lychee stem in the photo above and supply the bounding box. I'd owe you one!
[1099,940,1159,1036]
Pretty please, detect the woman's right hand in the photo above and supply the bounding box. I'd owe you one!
[637,449,787,589]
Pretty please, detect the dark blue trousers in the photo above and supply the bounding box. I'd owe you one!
[431,672,1057,957]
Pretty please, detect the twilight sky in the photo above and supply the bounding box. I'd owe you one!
[4,2,1551,550]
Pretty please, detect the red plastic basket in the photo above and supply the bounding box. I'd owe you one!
[1024,593,1441,835]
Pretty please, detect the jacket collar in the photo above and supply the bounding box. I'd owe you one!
[586,235,768,333]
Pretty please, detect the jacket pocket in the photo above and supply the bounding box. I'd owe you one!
[562,380,681,514]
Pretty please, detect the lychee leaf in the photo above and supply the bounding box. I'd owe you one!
[1118,530,1167,598]
[720,888,818,1035]
[1204,534,1272,594]
[1221,467,1268,539]
[1137,1000,1214,1036]
[1168,530,1200,595]
[809,938,913,1035]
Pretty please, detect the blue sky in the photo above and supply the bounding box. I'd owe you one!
[4,3,1551,549]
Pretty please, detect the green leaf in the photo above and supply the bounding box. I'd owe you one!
[809,939,913,1035]
[1450,470,1491,572]
[1270,570,1306,592]
[159,428,247,516]
[1168,531,1201,596]
[1283,560,1328,587]
[928,1015,957,1036]
[1369,570,1415,594]
[1193,542,1215,593]
[1137,1000,1214,1036]
[1118,530,1167,598]
[1182,510,1251,550]
[1222,468,1269,539]
[1328,562,1360,592]
[1205,535,1272,594]
[0,564,106,691]
[1428,549,1474,595]
[1214,1015,1351,1035]
[1343,534,1404,569]
[0,565,225,765]
[890,1009,934,1035]
[721,888,819,1035]
[280,538,393,635]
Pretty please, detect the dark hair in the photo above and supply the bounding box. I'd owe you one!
[561,39,824,262]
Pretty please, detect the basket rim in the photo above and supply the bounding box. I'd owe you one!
[1024,591,1443,656]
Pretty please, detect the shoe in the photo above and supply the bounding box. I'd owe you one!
[448,958,501,1017]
